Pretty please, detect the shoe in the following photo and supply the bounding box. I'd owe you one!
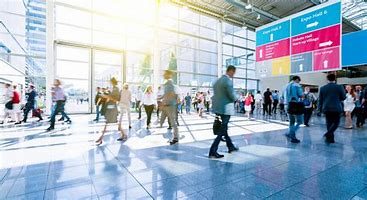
[14,121,22,125]
[0,121,4,125]
[228,147,239,153]
[38,118,43,122]
[208,153,224,159]
[117,132,128,141]
[290,138,301,143]
[220,137,226,142]
[325,137,335,144]
[95,137,103,146]
[169,139,179,145]
[129,126,132,129]
[167,127,172,130]
[304,124,310,127]
[58,118,64,121]
[46,127,54,131]
[93,119,98,122]
[65,120,72,124]
[323,134,335,143]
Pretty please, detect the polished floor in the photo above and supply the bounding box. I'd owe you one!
[0,111,366,200]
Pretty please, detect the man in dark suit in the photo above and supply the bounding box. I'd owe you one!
[209,65,238,158]
[22,85,43,123]
[318,74,346,143]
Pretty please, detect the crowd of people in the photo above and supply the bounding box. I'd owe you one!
[2,65,367,158]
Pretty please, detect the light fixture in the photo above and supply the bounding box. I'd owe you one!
[242,22,247,29]
[245,4,252,9]
[257,14,261,20]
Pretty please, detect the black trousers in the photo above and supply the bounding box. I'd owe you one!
[304,107,313,125]
[23,103,42,122]
[144,105,154,126]
[325,111,341,138]
[355,107,365,126]
[263,102,271,115]
[209,114,235,154]
[272,100,279,114]
[136,101,142,118]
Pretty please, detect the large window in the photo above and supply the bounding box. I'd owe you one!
[53,0,259,112]
[222,22,258,91]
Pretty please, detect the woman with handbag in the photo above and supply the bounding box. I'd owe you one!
[95,78,126,145]
[1,83,13,124]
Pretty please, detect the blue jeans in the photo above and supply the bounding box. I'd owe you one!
[288,114,303,138]
[185,105,190,114]
[209,114,235,154]
[95,105,100,120]
[50,101,70,128]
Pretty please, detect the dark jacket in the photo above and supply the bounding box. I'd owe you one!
[318,82,346,113]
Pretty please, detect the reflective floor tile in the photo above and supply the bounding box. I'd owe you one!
[265,189,313,200]
[5,191,45,200]
[98,186,152,200]
[44,182,97,200]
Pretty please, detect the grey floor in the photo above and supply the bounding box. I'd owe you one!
[0,111,366,200]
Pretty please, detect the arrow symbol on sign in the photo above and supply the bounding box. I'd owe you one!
[306,21,319,28]
[319,40,333,47]
[323,60,328,69]
[270,33,274,41]
[259,49,263,58]
[299,64,303,72]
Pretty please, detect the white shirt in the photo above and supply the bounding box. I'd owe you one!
[4,87,13,102]
[254,93,263,101]
[143,92,156,105]
[119,89,131,106]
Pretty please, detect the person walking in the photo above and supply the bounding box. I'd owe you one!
[272,90,279,114]
[250,92,255,115]
[318,74,346,143]
[254,91,263,114]
[22,85,43,123]
[263,88,272,116]
[303,86,316,127]
[10,85,22,124]
[93,87,102,122]
[197,92,205,117]
[355,86,365,128]
[344,85,356,129]
[156,86,163,119]
[1,84,14,124]
[160,70,179,145]
[184,93,191,114]
[244,92,253,120]
[142,85,156,129]
[205,91,211,113]
[284,76,304,143]
[46,79,71,131]
[95,77,126,145]
[118,83,132,129]
[208,65,238,158]
[135,86,143,120]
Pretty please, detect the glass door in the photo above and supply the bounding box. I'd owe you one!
[92,49,123,113]
[56,45,91,113]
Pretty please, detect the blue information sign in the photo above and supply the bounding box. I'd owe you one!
[291,2,341,36]
[342,30,367,67]
[256,20,290,46]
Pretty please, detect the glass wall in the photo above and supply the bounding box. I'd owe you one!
[222,22,257,92]
[53,0,258,112]
[0,0,46,93]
